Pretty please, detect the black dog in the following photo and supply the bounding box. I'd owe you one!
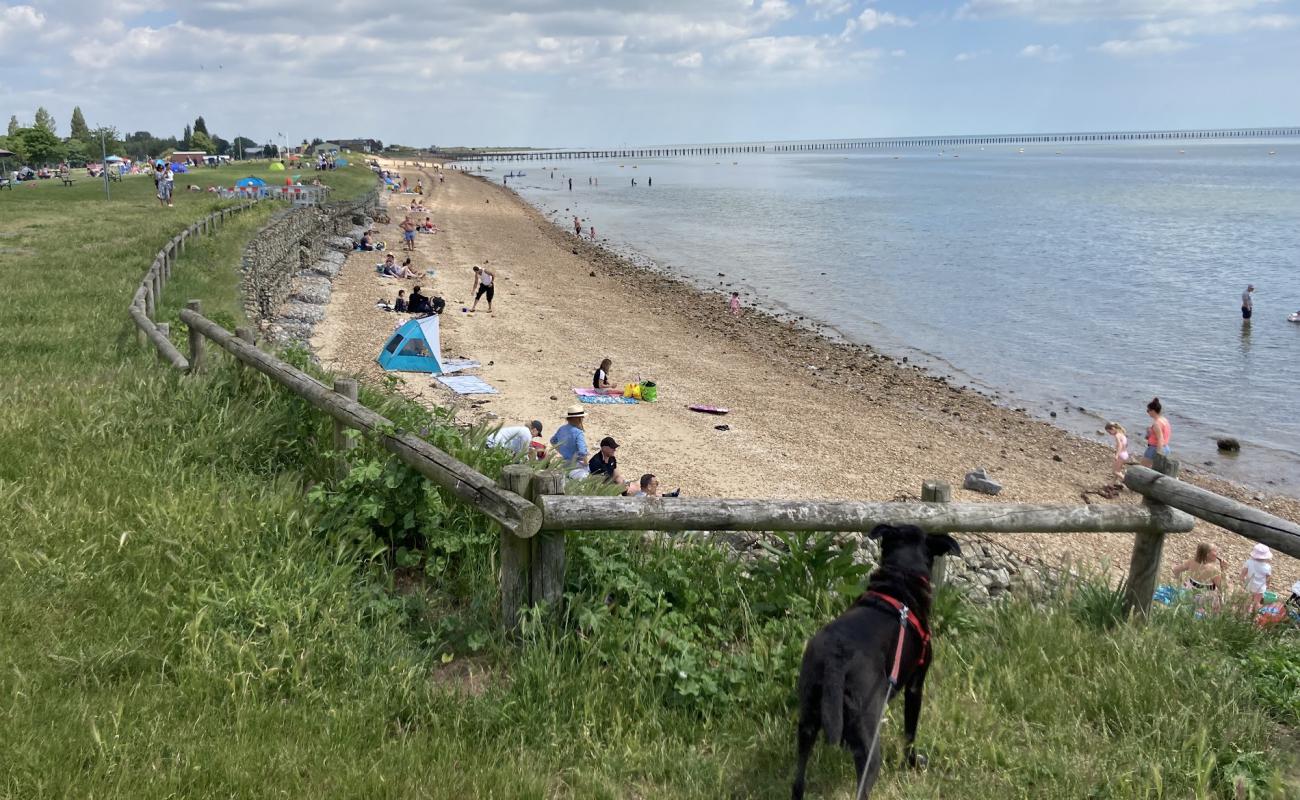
[791,524,960,800]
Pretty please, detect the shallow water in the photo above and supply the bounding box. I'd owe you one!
[507,141,1300,495]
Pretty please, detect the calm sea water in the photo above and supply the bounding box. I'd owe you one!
[507,141,1300,495]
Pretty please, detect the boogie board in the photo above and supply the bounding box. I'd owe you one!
[688,405,729,415]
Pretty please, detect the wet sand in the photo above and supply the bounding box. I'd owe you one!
[312,160,1298,589]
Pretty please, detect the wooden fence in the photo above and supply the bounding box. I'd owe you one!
[131,211,1300,631]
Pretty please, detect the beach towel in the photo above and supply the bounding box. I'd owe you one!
[439,358,481,375]
[580,395,638,405]
[436,376,498,395]
[573,387,625,397]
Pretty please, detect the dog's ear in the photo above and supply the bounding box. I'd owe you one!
[868,524,896,541]
[927,533,961,558]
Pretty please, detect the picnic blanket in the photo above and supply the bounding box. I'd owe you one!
[573,387,624,397]
[439,358,480,375]
[579,395,638,405]
[436,375,498,395]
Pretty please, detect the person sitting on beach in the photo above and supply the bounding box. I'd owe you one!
[1172,543,1226,611]
[625,473,680,498]
[408,286,432,315]
[488,420,544,456]
[415,180,424,195]
[394,257,425,279]
[587,437,624,485]
[420,217,438,233]
[394,290,407,313]
[357,233,375,251]
[1104,422,1130,481]
[550,406,589,479]
[379,254,401,277]
[593,358,612,389]
[1141,397,1172,466]
[470,265,495,313]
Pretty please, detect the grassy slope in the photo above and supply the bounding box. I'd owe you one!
[0,166,1296,799]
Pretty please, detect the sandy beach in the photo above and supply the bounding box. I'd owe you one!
[312,160,1298,589]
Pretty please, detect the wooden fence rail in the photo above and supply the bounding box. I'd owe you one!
[128,199,1295,631]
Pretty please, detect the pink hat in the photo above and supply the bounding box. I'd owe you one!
[1250,543,1272,561]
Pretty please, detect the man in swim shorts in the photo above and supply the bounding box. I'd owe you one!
[400,216,417,251]
[1241,284,1254,320]
[470,265,495,313]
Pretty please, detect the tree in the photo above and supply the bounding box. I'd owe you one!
[8,115,20,137]
[69,106,90,142]
[211,135,230,156]
[63,138,89,164]
[14,126,65,165]
[189,131,214,154]
[193,116,208,136]
[34,107,56,136]
[181,124,192,149]
[88,126,123,156]
[231,136,257,158]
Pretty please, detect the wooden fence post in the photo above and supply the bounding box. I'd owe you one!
[185,300,204,373]
[156,323,170,361]
[922,479,953,587]
[144,281,156,320]
[135,298,148,345]
[499,465,535,633]
[529,470,567,610]
[1123,455,1180,617]
[332,379,359,481]
[151,270,162,310]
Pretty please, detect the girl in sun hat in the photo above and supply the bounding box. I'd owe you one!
[1239,543,1273,614]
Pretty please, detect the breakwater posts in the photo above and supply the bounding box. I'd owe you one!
[452,126,1300,162]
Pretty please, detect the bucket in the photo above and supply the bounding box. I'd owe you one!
[640,381,658,402]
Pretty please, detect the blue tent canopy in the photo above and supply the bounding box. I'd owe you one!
[378,316,443,373]
[235,176,266,188]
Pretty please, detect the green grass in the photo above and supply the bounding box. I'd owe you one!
[1,166,1297,799]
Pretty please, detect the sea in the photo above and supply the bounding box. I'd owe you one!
[501,140,1300,496]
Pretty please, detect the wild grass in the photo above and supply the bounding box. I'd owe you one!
[0,165,1296,798]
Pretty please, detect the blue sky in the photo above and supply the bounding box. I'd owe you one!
[2,0,1298,148]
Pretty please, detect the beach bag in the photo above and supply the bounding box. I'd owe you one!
[640,381,657,402]
[623,383,637,399]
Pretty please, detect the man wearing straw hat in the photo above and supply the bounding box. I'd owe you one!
[550,405,590,479]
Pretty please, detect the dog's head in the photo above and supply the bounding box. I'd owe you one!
[868,524,961,577]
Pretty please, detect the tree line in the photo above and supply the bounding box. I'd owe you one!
[0,106,277,167]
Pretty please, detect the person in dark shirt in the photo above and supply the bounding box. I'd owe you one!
[593,358,612,389]
[408,286,432,314]
[587,436,623,484]
[394,290,407,313]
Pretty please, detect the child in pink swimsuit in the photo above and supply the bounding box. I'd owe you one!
[1104,422,1129,480]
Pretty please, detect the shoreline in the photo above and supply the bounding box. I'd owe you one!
[312,161,1297,587]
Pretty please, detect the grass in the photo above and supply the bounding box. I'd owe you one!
[1,165,1297,799]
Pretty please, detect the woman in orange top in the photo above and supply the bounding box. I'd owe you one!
[1141,397,1171,465]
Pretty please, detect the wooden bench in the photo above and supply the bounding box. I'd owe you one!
[60,173,74,187]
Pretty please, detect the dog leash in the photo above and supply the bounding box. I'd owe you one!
[855,602,913,800]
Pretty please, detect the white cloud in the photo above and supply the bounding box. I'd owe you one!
[954,48,991,61]
[1095,36,1193,55]
[842,7,915,36]
[958,0,1275,23]
[890,48,906,56]
[673,51,704,67]
[0,4,46,46]
[1136,12,1298,36]
[804,0,852,20]
[1019,43,1068,61]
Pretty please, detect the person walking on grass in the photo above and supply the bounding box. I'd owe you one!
[470,264,495,313]
[1241,284,1254,320]
[1140,397,1171,466]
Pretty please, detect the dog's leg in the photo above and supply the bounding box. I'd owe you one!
[791,716,819,800]
[903,670,929,769]
[851,725,884,800]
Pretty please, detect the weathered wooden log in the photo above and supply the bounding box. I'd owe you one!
[530,471,566,609]
[129,306,188,371]
[332,378,358,481]
[180,308,540,537]
[143,280,156,320]
[1123,459,1180,617]
[537,496,1193,534]
[151,270,162,310]
[498,465,534,632]
[922,480,952,586]
[185,300,204,373]
[1125,465,1300,560]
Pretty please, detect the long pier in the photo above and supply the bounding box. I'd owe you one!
[452,127,1300,162]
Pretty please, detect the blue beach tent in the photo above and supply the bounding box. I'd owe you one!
[235,176,266,188]
[377,316,443,373]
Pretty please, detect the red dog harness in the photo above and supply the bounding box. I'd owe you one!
[864,590,931,686]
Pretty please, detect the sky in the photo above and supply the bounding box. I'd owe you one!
[2,0,1298,148]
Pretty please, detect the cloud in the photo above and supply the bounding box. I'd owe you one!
[804,0,852,20]
[0,4,46,46]
[1095,36,1193,55]
[1019,43,1068,61]
[958,0,1275,23]
[1136,12,1298,36]
[954,48,991,61]
[842,7,915,36]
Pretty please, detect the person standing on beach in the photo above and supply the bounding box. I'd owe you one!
[568,177,572,191]
[1240,544,1272,614]
[1104,422,1129,481]
[574,216,582,237]
[470,265,495,313]
[1141,397,1171,466]
[729,292,741,316]
[589,225,596,240]
[400,216,417,252]
[550,406,589,479]
[648,177,652,187]
[1241,285,1254,320]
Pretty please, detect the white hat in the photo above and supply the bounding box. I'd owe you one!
[1250,543,1272,561]
[564,404,585,418]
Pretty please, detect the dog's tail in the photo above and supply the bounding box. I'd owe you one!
[820,657,846,746]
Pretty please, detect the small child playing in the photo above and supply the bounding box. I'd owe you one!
[1240,544,1272,614]
[1104,422,1129,481]
[729,292,741,317]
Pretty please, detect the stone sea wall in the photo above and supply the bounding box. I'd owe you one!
[241,188,380,347]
